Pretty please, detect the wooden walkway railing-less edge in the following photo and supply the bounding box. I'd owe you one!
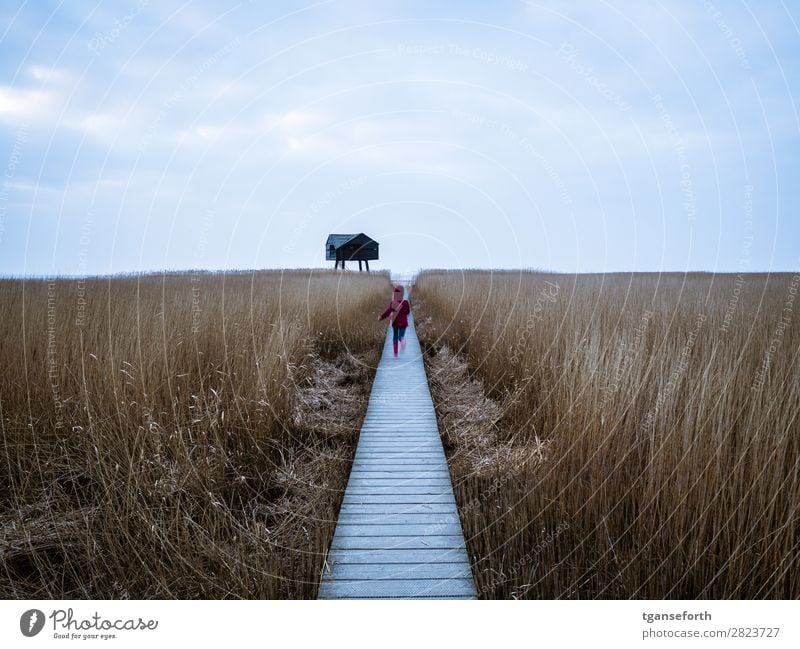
[318,305,477,599]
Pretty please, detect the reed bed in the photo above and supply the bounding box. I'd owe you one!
[414,270,800,598]
[0,269,389,598]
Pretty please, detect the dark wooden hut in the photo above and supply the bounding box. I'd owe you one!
[325,233,379,271]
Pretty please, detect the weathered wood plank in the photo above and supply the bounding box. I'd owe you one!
[354,442,441,449]
[356,435,437,441]
[348,477,453,490]
[355,448,444,455]
[327,547,470,562]
[359,428,440,433]
[337,512,462,526]
[365,417,432,421]
[348,470,451,479]
[349,471,451,478]
[318,579,476,599]
[324,563,473,580]
[353,451,445,459]
[351,457,445,464]
[351,448,443,454]
[338,503,456,514]
[331,523,464,537]
[343,485,454,495]
[331,534,464,550]
[342,494,456,505]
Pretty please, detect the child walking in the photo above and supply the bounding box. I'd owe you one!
[378,284,411,357]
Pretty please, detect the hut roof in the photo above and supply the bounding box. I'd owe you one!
[326,233,377,248]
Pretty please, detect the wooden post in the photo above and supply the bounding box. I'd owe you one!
[358,260,363,271]
[365,259,370,272]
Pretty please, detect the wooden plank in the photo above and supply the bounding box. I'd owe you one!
[356,440,444,450]
[348,470,451,478]
[337,511,461,524]
[338,503,456,514]
[363,411,437,417]
[329,536,468,551]
[357,431,438,437]
[360,433,440,437]
[353,452,445,459]
[360,425,438,431]
[367,403,432,406]
[358,436,440,440]
[344,486,455,495]
[355,448,444,454]
[347,472,450,479]
[364,416,436,420]
[356,435,437,440]
[349,471,451,478]
[344,479,453,488]
[354,446,441,451]
[350,459,447,466]
[327,547,470,562]
[357,440,441,444]
[342,494,456,505]
[324,563,473,580]
[347,468,449,479]
[318,579,476,599]
[352,448,442,454]
[353,456,447,469]
[360,427,439,431]
[366,401,432,406]
[358,434,441,439]
[357,439,440,445]
[360,424,439,428]
[350,467,448,474]
[352,458,445,464]
[363,409,436,413]
[332,524,464,537]
[367,396,431,401]
[353,454,445,460]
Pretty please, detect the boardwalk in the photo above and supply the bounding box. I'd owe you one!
[318,307,477,599]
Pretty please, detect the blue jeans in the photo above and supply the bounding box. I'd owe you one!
[392,326,407,355]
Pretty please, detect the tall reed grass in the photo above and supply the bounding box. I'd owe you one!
[414,270,799,598]
[0,270,389,598]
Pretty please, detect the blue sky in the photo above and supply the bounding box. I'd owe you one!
[0,0,798,276]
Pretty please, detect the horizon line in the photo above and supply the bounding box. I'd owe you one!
[1,267,797,281]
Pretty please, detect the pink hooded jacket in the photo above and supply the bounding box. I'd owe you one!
[379,285,410,328]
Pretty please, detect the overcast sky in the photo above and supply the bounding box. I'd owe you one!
[0,1,798,276]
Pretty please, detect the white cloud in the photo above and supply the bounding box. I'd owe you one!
[75,112,122,138]
[27,65,73,85]
[0,86,55,121]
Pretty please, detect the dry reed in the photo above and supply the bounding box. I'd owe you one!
[414,270,799,598]
[0,269,389,598]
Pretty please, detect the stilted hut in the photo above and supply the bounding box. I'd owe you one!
[325,233,379,271]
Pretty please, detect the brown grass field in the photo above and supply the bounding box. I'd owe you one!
[2,267,797,600]
[0,270,389,598]
[413,270,799,598]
